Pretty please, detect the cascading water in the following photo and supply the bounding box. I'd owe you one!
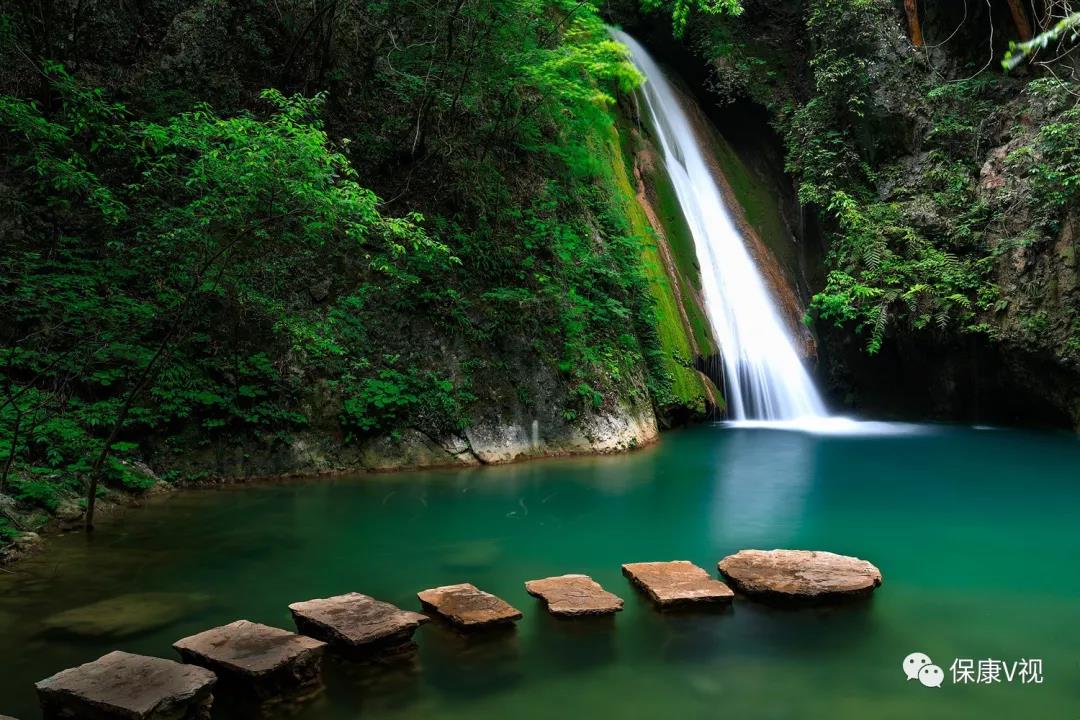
[613,30,828,421]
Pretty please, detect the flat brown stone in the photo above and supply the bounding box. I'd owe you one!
[622,561,734,608]
[289,593,428,650]
[173,620,324,699]
[416,583,522,628]
[524,574,623,616]
[718,549,882,604]
[35,650,216,720]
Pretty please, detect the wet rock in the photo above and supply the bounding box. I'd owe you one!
[3,530,43,565]
[173,620,325,701]
[289,593,428,653]
[462,423,536,464]
[55,500,84,529]
[438,433,476,460]
[622,561,734,608]
[417,583,522,629]
[35,650,216,720]
[524,574,623,616]
[463,410,658,464]
[42,592,211,639]
[717,549,883,604]
[13,531,41,552]
[357,429,478,470]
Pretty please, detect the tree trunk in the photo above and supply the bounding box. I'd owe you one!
[1,352,22,495]
[84,330,176,531]
[904,0,923,47]
[0,408,19,495]
[1005,0,1033,41]
[82,217,274,532]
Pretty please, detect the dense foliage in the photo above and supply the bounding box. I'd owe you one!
[5,0,1079,543]
[1,72,454,524]
[784,0,995,353]
[0,0,678,534]
[687,0,1079,358]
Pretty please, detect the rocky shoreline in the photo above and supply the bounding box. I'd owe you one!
[1,407,660,568]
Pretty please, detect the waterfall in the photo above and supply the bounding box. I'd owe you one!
[613,30,828,421]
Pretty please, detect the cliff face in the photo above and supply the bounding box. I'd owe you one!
[155,336,662,479]
[617,0,1080,429]
[613,101,723,420]
[821,4,1080,428]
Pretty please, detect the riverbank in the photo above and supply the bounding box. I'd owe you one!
[0,406,661,567]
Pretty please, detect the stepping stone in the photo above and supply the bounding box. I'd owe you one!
[718,549,883,604]
[417,583,522,629]
[173,620,325,701]
[622,561,734,608]
[524,574,624,616]
[35,650,216,720]
[289,592,429,652]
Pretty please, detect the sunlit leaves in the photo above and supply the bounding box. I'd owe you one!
[641,0,742,38]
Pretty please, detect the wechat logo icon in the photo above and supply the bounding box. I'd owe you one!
[904,652,944,688]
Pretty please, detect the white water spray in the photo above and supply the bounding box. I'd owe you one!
[613,30,827,421]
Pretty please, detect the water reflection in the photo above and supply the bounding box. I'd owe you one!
[419,621,523,701]
[529,608,618,674]
[711,429,819,547]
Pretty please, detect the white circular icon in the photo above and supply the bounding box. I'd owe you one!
[903,652,933,681]
[919,664,945,688]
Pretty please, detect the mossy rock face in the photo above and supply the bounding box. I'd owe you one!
[607,111,716,415]
[41,592,212,639]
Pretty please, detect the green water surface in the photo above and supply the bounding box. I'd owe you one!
[1,423,1078,718]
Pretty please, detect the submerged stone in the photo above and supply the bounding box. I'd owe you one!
[717,549,883,604]
[41,592,210,639]
[417,583,522,629]
[173,620,325,700]
[524,574,623,616]
[622,561,734,608]
[289,593,428,652]
[35,650,216,720]
[440,540,502,572]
